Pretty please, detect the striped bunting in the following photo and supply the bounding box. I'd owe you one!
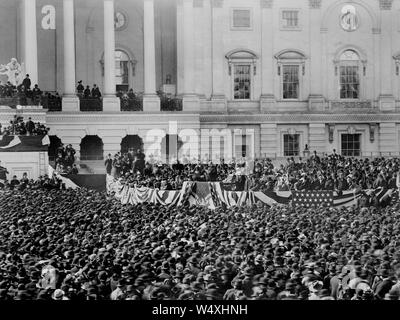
[107,175,397,210]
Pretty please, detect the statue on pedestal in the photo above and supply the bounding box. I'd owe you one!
[0,58,24,86]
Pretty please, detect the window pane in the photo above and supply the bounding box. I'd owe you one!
[282,65,299,99]
[340,52,360,99]
[233,10,251,28]
[282,10,299,27]
[283,134,300,156]
[233,65,251,100]
[341,134,361,156]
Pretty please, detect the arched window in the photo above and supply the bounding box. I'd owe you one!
[274,50,307,100]
[100,49,137,93]
[115,50,129,92]
[225,49,258,100]
[339,50,360,99]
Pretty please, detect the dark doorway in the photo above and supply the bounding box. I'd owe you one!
[120,135,144,154]
[80,135,104,160]
[48,136,62,162]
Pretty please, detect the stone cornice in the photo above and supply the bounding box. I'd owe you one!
[200,113,400,123]
[379,0,393,10]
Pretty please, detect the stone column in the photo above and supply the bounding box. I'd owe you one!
[143,0,160,111]
[379,123,397,155]
[378,0,395,111]
[62,0,79,112]
[308,0,325,111]
[182,0,199,112]
[260,0,275,112]
[21,0,38,86]
[103,0,120,111]
[210,0,226,112]
[308,123,326,155]
[260,123,277,158]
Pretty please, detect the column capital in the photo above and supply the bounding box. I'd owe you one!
[260,0,273,9]
[211,0,223,8]
[309,0,322,9]
[379,0,393,10]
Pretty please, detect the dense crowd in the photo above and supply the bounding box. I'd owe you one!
[0,115,49,136]
[54,144,78,175]
[107,150,399,193]
[0,185,400,300]
[0,172,64,191]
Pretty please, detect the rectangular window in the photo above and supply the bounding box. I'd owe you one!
[341,134,361,156]
[282,65,299,99]
[340,65,359,99]
[234,134,252,159]
[233,65,251,100]
[284,134,300,157]
[282,10,299,27]
[232,9,251,28]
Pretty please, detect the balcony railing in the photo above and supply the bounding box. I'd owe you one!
[80,98,103,111]
[160,97,183,111]
[41,97,62,112]
[120,97,143,111]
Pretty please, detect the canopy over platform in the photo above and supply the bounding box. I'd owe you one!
[0,135,49,152]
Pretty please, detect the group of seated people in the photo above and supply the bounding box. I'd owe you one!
[54,144,78,175]
[106,150,399,196]
[0,184,400,300]
[76,81,102,99]
[0,172,64,191]
[0,115,49,136]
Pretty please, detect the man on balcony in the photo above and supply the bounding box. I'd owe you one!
[22,74,31,91]
[91,84,101,99]
[84,85,91,98]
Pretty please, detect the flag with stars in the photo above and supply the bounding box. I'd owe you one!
[292,191,334,207]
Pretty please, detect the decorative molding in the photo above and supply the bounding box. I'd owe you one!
[369,123,377,142]
[211,0,223,8]
[309,0,321,9]
[379,0,393,10]
[347,125,356,135]
[393,54,400,75]
[328,124,335,142]
[260,0,273,9]
[193,0,203,7]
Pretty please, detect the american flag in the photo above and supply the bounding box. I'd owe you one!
[292,191,334,207]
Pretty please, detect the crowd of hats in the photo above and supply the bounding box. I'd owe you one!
[1,184,400,300]
[110,151,399,193]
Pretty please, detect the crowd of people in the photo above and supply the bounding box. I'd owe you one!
[54,143,78,175]
[0,172,64,191]
[0,184,400,300]
[106,150,400,194]
[76,81,102,99]
[0,115,49,136]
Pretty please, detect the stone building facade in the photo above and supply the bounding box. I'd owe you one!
[1,0,400,163]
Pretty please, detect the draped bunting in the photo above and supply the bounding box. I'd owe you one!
[106,175,397,209]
